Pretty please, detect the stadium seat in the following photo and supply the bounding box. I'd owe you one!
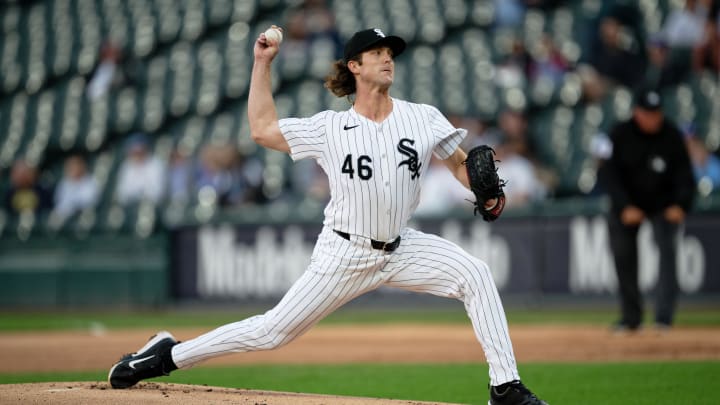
[0,93,29,170]
[469,0,495,28]
[57,77,86,151]
[1,0,718,239]
[157,0,182,42]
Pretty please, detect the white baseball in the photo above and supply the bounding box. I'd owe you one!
[264,27,283,44]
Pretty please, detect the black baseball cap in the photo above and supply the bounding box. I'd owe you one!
[634,87,663,111]
[343,28,406,62]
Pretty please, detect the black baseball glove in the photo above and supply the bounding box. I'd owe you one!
[464,145,507,222]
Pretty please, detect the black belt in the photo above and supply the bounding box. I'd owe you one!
[333,230,401,252]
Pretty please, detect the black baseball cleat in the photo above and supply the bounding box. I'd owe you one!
[108,331,179,389]
[489,380,548,405]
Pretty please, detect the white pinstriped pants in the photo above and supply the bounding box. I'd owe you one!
[172,226,520,385]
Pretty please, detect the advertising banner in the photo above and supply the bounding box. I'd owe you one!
[172,215,719,299]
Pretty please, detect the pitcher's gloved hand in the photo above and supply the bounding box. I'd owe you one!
[464,145,507,222]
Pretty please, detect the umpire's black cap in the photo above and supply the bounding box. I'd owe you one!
[343,28,406,63]
[634,87,663,111]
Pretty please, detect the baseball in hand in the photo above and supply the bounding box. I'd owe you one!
[264,27,283,44]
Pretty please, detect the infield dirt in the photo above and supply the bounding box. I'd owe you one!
[1,324,719,403]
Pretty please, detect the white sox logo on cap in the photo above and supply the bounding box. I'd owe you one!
[634,87,663,110]
[343,28,406,62]
[647,91,659,105]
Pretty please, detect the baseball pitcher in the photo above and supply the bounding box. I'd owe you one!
[109,26,547,405]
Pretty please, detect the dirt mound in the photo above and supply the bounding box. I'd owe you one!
[0,382,456,405]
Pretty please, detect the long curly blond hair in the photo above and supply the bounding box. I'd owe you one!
[324,55,362,98]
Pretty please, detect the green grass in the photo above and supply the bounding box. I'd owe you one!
[1,308,717,403]
[1,362,718,404]
[0,307,718,332]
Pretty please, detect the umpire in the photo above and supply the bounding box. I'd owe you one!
[603,87,695,332]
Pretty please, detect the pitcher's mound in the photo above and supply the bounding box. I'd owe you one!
[0,382,456,404]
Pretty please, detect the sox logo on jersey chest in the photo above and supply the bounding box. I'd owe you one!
[277,100,463,241]
[397,138,422,180]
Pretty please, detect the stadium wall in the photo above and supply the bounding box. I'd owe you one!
[0,234,169,307]
[175,214,720,301]
[1,210,718,308]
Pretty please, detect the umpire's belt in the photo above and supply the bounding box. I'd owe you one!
[333,230,401,253]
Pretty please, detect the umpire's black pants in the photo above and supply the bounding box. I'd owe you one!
[608,214,680,327]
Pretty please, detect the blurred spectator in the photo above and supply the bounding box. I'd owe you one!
[86,40,124,100]
[497,109,533,158]
[692,0,720,72]
[241,154,265,204]
[279,0,342,79]
[496,37,533,88]
[278,11,312,80]
[581,2,647,61]
[581,15,646,99]
[195,144,244,207]
[495,141,548,208]
[528,34,570,87]
[493,0,526,30]
[497,34,570,90]
[115,133,166,205]
[683,123,720,195]
[578,3,646,100]
[52,154,99,218]
[167,146,193,204]
[3,159,52,215]
[290,159,330,203]
[497,109,558,193]
[452,115,499,151]
[415,156,474,216]
[643,35,691,89]
[194,143,265,207]
[299,0,342,55]
[491,0,566,30]
[659,0,713,48]
[653,0,720,80]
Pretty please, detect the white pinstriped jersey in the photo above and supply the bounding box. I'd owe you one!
[280,98,467,241]
[173,102,521,388]
[162,33,524,392]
